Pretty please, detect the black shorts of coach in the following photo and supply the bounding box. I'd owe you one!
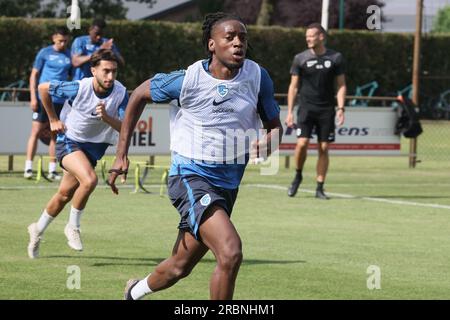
[168,174,238,240]
[296,107,336,142]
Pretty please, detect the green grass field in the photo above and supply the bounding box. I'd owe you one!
[1,129,450,300]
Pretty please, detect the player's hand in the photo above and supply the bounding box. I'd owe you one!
[95,101,107,120]
[285,112,294,128]
[30,99,39,112]
[100,39,114,50]
[250,139,268,165]
[108,156,129,195]
[336,109,345,126]
[49,119,65,134]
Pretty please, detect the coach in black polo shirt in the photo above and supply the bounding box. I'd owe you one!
[285,23,347,199]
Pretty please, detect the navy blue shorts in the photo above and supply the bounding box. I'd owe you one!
[168,174,239,239]
[56,134,109,169]
[32,101,63,123]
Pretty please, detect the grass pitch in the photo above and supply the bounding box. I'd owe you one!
[1,132,450,300]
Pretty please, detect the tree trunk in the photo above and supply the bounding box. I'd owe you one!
[256,0,273,26]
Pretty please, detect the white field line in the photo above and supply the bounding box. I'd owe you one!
[2,183,450,210]
[0,184,160,190]
[245,184,450,211]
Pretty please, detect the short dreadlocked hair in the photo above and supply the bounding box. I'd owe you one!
[202,12,246,57]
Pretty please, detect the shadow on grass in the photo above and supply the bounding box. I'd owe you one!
[43,255,306,267]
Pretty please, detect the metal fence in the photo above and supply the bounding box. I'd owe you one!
[1,88,449,166]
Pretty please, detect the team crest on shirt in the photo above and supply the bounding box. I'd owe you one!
[217,84,229,98]
[324,60,332,68]
[200,194,211,206]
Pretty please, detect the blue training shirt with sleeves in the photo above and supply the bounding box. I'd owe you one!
[49,80,128,118]
[149,61,279,118]
[149,60,280,189]
[33,46,72,104]
[49,80,80,101]
[71,35,122,80]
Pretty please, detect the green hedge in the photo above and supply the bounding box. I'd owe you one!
[1,17,449,101]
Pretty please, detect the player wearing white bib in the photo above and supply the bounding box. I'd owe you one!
[27,49,128,259]
[108,13,283,300]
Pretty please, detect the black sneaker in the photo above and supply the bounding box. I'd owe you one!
[124,279,140,300]
[288,176,302,197]
[315,189,330,200]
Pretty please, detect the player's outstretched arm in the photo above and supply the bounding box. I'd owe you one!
[108,79,152,194]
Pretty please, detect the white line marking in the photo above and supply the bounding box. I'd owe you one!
[2,183,450,210]
[0,184,160,190]
[245,184,450,211]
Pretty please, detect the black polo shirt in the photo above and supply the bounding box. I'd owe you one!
[290,48,345,110]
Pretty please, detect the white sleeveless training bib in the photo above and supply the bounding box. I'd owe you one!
[62,77,126,145]
[171,59,262,162]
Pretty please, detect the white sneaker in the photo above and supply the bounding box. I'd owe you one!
[47,171,62,181]
[27,223,42,259]
[124,279,140,300]
[64,224,83,251]
[24,170,33,179]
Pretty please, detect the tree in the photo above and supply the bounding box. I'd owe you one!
[223,0,262,24]
[129,0,157,8]
[196,0,223,16]
[0,0,131,19]
[256,0,273,26]
[433,5,450,33]
[0,0,41,17]
[43,0,129,20]
[224,0,385,29]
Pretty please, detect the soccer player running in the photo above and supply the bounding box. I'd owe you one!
[71,18,125,80]
[24,27,71,180]
[27,49,129,259]
[108,12,283,300]
[285,23,347,200]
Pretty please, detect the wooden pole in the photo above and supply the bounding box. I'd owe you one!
[410,0,423,168]
[8,155,14,171]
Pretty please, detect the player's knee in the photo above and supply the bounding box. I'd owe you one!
[80,175,98,192]
[57,189,75,203]
[318,145,329,155]
[217,246,243,271]
[30,128,41,138]
[171,264,192,280]
[297,139,309,149]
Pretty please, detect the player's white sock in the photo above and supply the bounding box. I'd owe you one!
[25,160,33,171]
[36,210,54,234]
[131,275,153,300]
[69,206,83,229]
[48,161,57,173]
